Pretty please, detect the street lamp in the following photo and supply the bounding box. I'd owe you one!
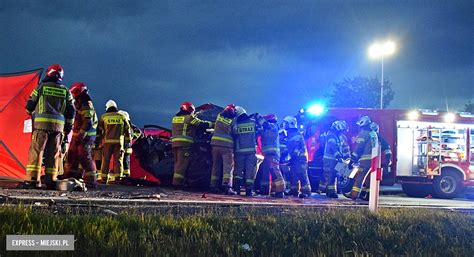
[368,40,396,109]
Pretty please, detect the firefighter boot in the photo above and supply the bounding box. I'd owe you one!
[223,186,237,196]
[287,189,299,197]
[326,191,339,199]
[272,192,284,198]
[246,188,256,197]
[298,192,310,198]
[359,190,370,201]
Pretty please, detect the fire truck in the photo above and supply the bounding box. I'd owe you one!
[298,107,474,199]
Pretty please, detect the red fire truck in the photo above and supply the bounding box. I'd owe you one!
[299,107,474,199]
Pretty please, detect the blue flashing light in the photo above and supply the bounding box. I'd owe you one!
[306,104,325,116]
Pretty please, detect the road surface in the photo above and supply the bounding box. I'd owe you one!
[1,185,473,214]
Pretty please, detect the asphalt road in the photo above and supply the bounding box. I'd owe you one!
[2,185,473,214]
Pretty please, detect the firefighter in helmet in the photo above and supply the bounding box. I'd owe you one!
[171,102,212,188]
[279,118,291,194]
[358,122,392,200]
[232,106,258,196]
[95,100,131,184]
[348,116,377,200]
[283,116,312,198]
[322,120,349,198]
[25,64,75,189]
[257,114,286,198]
[118,110,141,178]
[209,104,237,195]
[63,82,99,187]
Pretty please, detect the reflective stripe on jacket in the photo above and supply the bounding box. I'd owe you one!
[233,118,256,154]
[323,131,342,161]
[353,128,377,161]
[97,112,130,145]
[211,114,234,148]
[72,100,98,140]
[286,129,308,161]
[261,122,280,157]
[171,114,211,148]
[26,82,75,132]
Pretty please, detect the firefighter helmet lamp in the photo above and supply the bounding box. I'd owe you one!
[444,113,456,123]
[306,104,325,116]
[407,110,419,120]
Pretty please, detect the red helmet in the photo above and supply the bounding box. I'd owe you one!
[69,82,87,98]
[263,114,277,123]
[180,101,195,113]
[45,64,64,81]
[223,104,236,117]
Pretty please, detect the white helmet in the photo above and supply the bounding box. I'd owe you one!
[283,116,297,129]
[105,100,117,110]
[118,110,130,121]
[331,120,347,132]
[235,106,247,117]
[356,116,371,127]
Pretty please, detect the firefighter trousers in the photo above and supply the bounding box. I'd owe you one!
[280,163,292,191]
[350,160,371,199]
[99,143,124,183]
[233,153,257,190]
[259,154,285,193]
[321,159,338,194]
[26,130,62,187]
[64,138,97,184]
[210,146,234,188]
[172,147,192,186]
[123,148,132,177]
[290,159,311,194]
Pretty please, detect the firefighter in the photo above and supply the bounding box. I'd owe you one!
[63,82,99,187]
[321,120,348,198]
[171,102,212,188]
[279,120,292,193]
[118,110,142,178]
[258,114,286,198]
[209,104,237,195]
[283,116,312,198]
[348,116,378,200]
[24,64,75,189]
[232,106,258,196]
[358,122,392,200]
[95,100,131,184]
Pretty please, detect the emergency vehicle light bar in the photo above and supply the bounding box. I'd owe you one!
[420,109,439,116]
[458,112,474,118]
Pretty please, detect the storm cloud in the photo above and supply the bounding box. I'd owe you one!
[1,0,472,126]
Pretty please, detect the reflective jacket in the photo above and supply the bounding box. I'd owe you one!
[97,112,131,145]
[324,131,343,161]
[233,116,257,154]
[72,99,98,141]
[26,81,75,132]
[339,134,351,159]
[261,122,280,157]
[124,122,141,154]
[379,134,392,164]
[279,129,290,163]
[353,128,378,162]
[211,113,234,148]
[286,128,308,162]
[171,113,211,148]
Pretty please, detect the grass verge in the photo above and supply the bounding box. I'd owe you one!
[0,206,473,256]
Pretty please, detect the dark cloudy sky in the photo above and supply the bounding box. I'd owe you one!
[1,0,473,126]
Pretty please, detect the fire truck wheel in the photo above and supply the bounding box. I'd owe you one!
[402,184,432,198]
[432,169,463,199]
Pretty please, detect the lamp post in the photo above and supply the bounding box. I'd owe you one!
[368,40,396,109]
